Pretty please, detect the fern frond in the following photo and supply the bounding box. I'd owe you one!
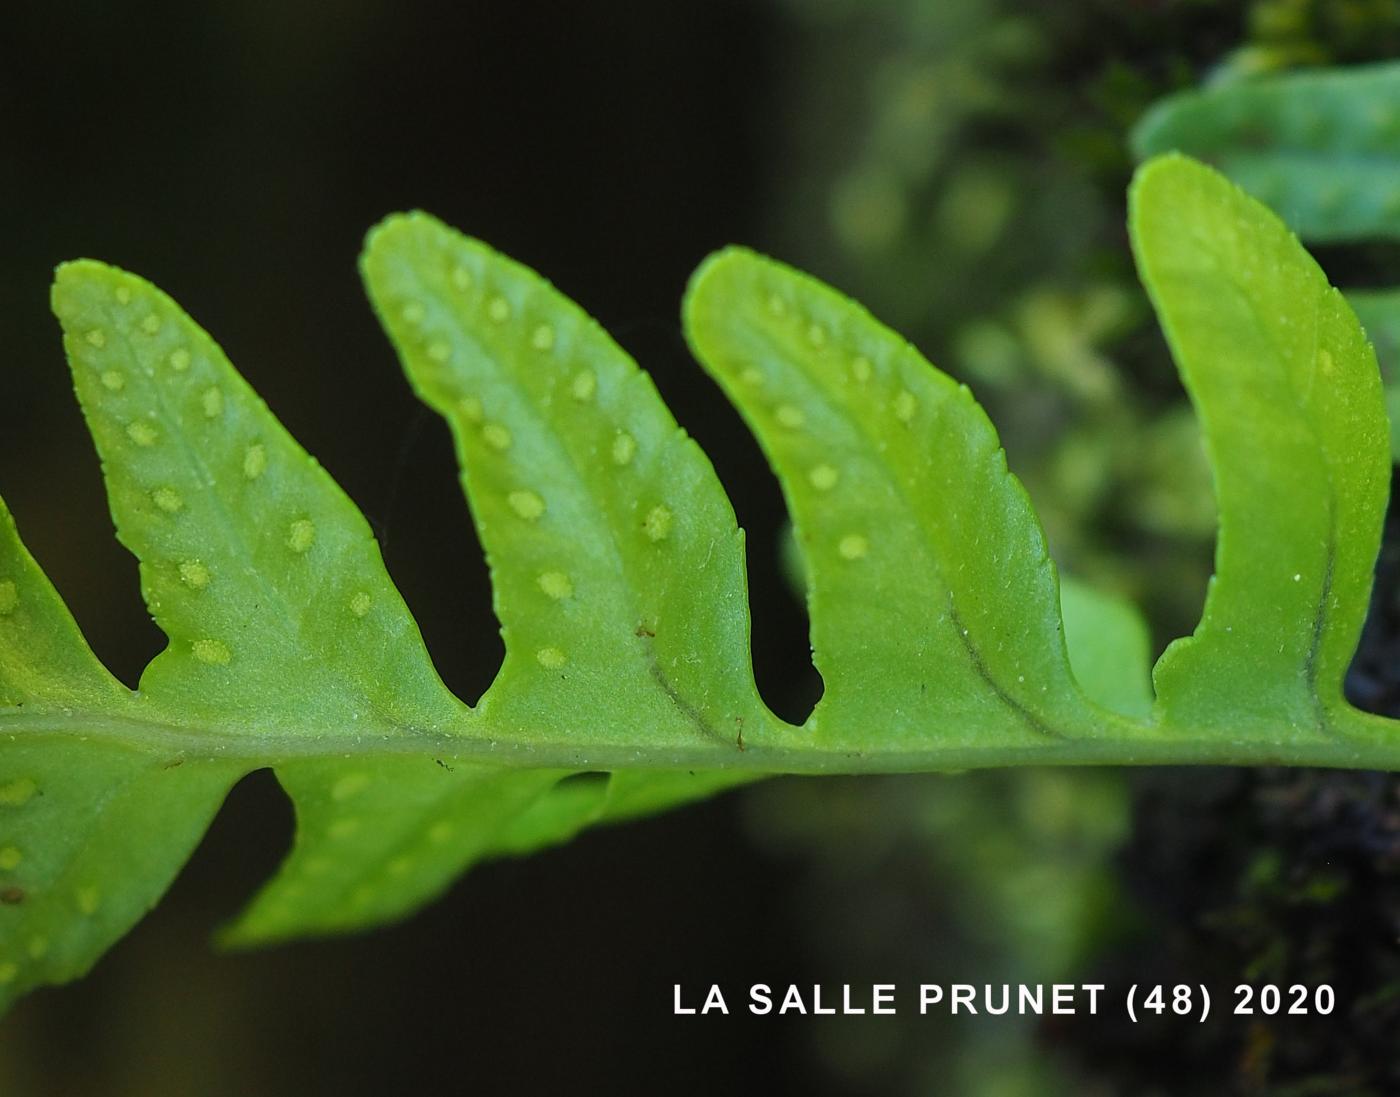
[2,154,1398,1011]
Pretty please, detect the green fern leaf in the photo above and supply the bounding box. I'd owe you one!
[227,760,568,943]
[359,213,777,753]
[51,261,467,733]
[1130,154,1389,738]
[0,499,240,1007]
[683,246,1133,751]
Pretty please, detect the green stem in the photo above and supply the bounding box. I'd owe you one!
[5,703,1399,774]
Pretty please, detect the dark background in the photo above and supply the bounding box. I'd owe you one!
[5,2,1400,1094]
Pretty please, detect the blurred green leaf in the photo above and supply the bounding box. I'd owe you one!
[1134,62,1400,241]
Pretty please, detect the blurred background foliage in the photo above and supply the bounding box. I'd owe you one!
[4,1,1400,1094]
[754,1,1400,1092]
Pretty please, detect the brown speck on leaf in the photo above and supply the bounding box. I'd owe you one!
[0,886,24,905]
[635,624,655,638]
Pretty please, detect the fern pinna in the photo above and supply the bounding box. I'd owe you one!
[0,154,1395,1009]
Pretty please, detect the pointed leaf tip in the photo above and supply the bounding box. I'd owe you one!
[361,214,779,750]
[49,258,463,733]
[683,246,1117,750]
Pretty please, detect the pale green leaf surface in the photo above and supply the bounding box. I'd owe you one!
[0,737,238,1010]
[51,262,465,735]
[49,261,715,953]
[1133,62,1400,241]
[475,768,758,862]
[683,248,1114,749]
[42,261,527,966]
[1130,154,1389,736]
[228,771,755,946]
[0,498,235,1004]
[1058,578,1153,720]
[486,772,614,856]
[360,213,778,754]
[597,769,761,824]
[225,761,567,944]
[487,770,758,853]
[0,496,127,709]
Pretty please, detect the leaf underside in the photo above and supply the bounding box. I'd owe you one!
[1131,156,1389,737]
[1,153,1397,1011]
